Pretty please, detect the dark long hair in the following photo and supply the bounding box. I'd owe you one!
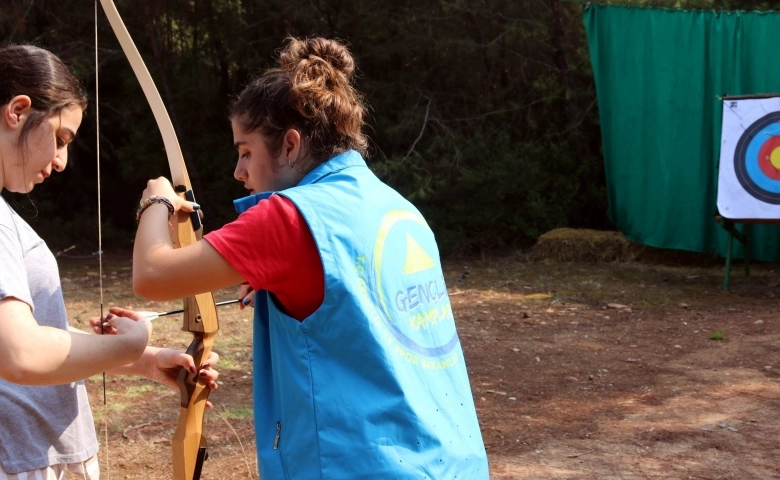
[0,44,87,154]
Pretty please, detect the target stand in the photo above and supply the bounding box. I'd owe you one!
[716,94,780,290]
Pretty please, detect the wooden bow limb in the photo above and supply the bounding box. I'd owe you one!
[98,1,220,478]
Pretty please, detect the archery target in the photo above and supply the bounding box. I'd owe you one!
[717,97,780,218]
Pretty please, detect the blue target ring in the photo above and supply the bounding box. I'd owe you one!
[734,111,780,204]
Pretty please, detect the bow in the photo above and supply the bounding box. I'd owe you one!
[98,1,220,478]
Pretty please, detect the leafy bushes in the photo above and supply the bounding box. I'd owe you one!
[1,0,611,255]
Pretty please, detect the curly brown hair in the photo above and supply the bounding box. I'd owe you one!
[230,37,368,171]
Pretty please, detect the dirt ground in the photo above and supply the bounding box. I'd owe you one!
[59,251,780,479]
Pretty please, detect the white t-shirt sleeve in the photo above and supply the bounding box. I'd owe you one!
[0,199,33,309]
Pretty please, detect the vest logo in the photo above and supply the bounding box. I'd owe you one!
[355,210,460,367]
[403,233,435,275]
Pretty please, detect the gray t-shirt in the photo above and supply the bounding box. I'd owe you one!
[0,197,98,473]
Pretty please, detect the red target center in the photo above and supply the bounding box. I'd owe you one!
[757,135,780,180]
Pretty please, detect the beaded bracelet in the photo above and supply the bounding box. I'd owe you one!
[136,195,175,225]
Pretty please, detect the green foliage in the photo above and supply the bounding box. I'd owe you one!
[708,330,724,341]
[0,0,622,254]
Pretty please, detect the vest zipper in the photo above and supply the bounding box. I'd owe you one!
[274,421,281,450]
[275,420,290,478]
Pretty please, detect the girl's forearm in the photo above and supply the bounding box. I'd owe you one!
[105,346,162,378]
[6,326,146,385]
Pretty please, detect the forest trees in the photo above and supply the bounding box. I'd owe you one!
[1,0,610,254]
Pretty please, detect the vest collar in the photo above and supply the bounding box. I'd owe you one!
[297,149,366,187]
[233,149,365,214]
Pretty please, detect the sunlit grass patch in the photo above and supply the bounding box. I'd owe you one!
[708,331,724,341]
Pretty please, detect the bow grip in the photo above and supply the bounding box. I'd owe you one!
[173,185,202,231]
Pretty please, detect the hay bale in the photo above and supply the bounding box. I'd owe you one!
[530,228,636,262]
[530,228,720,265]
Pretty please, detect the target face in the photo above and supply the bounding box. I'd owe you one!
[734,111,780,204]
[717,97,780,219]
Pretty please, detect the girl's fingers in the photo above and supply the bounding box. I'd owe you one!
[197,351,220,387]
[91,313,119,334]
[159,349,197,375]
[198,368,219,383]
[107,307,147,322]
[89,317,105,334]
[204,351,220,366]
[163,350,219,378]
[177,200,201,213]
[238,287,255,309]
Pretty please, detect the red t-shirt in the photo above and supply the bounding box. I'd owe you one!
[203,195,324,321]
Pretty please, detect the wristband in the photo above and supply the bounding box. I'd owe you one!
[136,195,175,224]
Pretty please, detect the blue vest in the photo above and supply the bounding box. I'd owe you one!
[234,151,488,479]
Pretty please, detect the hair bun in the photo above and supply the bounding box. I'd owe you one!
[280,37,355,79]
[231,36,368,166]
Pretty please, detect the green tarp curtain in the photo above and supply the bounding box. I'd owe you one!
[584,4,780,261]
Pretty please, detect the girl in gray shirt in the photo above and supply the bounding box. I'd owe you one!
[0,45,219,478]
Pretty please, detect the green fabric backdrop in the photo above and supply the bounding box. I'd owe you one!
[584,4,780,261]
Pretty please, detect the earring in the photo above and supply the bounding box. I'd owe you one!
[288,158,295,169]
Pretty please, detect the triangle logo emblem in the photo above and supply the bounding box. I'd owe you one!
[403,232,435,275]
